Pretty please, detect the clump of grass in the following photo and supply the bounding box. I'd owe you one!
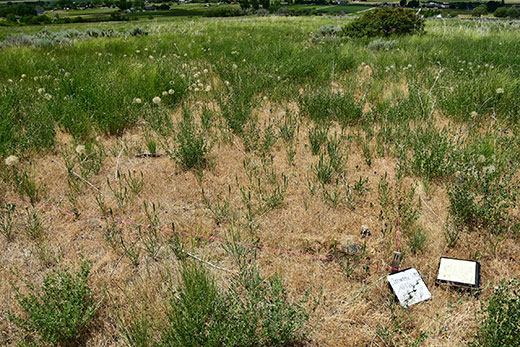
[299,90,363,127]
[308,126,328,155]
[407,225,428,254]
[8,260,100,346]
[0,201,15,241]
[169,108,212,170]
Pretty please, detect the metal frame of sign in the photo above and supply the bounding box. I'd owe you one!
[435,257,481,289]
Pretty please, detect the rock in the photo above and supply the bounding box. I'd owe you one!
[341,244,364,255]
[337,235,364,255]
[361,225,371,238]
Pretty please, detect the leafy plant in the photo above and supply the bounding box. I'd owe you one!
[8,260,99,346]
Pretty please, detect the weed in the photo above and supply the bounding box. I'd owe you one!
[201,186,233,226]
[120,235,141,267]
[309,126,328,155]
[107,170,144,208]
[407,225,428,254]
[315,154,335,185]
[25,208,44,240]
[0,201,15,240]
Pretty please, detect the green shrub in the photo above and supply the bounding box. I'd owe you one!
[8,260,99,346]
[506,7,520,18]
[472,5,488,17]
[493,6,508,18]
[342,8,424,38]
[473,278,520,346]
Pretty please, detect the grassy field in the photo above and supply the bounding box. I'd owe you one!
[0,15,519,346]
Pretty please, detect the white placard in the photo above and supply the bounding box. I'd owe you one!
[437,258,477,286]
[387,268,431,308]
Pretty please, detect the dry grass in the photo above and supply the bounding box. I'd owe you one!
[1,100,519,346]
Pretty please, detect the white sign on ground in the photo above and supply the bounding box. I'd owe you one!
[436,257,480,288]
[387,268,431,308]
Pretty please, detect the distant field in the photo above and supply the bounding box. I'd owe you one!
[46,8,118,18]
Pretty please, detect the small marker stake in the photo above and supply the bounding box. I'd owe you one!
[391,251,402,273]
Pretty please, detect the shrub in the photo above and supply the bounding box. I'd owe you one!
[127,257,314,346]
[275,7,289,16]
[8,260,99,345]
[342,7,424,38]
[506,7,520,18]
[472,5,488,17]
[493,6,508,18]
[473,278,520,346]
[315,25,342,37]
[421,9,441,17]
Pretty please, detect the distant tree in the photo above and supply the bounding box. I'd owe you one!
[251,0,259,10]
[472,4,488,17]
[133,0,144,9]
[407,0,419,8]
[239,0,250,9]
[116,0,131,10]
[486,1,501,12]
[400,0,407,7]
[260,0,269,9]
[57,0,73,9]
[5,13,16,22]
